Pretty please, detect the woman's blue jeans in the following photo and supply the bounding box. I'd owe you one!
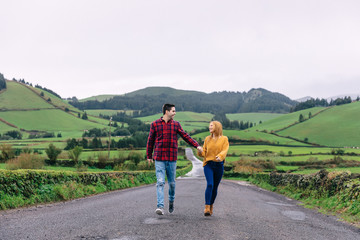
[155,160,177,208]
[203,161,224,205]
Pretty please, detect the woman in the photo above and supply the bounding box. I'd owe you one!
[198,121,229,216]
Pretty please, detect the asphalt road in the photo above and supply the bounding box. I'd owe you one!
[0,150,359,240]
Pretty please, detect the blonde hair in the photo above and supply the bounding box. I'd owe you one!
[210,121,223,138]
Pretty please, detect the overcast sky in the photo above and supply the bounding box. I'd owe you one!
[1,0,360,100]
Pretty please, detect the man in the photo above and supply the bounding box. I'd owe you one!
[146,103,203,215]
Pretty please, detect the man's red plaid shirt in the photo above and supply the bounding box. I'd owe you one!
[146,117,199,161]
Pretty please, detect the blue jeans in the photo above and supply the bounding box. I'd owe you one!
[204,161,224,205]
[155,160,177,208]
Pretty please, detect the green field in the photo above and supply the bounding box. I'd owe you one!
[0,109,107,138]
[249,107,326,132]
[137,111,213,132]
[0,81,55,110]
[0,120,16,134]
[193,130,311,146]
[278,102,360,147]
[80,94,119,102]
[86,109,134,117]
[226,112,284,124]
[226,145,359,156]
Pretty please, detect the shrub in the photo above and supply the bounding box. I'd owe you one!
[68,146,83,164]
[45,144,62,165]
[232,158,276,173]
[97,152,110,168]
[6,153,45,170]
[0,144,15,161]
[128,151,143,165]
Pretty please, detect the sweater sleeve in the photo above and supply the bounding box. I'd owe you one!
[216,136,229,161]
[197,136,208,157]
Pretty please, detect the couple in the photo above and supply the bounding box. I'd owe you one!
[146,103,229,216]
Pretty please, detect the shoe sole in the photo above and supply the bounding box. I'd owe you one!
[156,209,164,215]
[204,212,211,216]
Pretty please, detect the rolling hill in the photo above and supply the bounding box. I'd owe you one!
[245,102,360,147]
[0,80,108,138]
[73,87,298,115]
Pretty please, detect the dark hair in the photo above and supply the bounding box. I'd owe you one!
[162,103,175,114]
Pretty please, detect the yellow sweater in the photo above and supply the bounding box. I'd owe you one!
[198,135,229,166]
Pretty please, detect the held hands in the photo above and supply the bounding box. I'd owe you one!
[197,146,203,154]
[215,156,221,161]
[147,158,154,166]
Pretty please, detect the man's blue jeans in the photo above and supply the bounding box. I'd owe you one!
[155,160,177,208]
[203,161,224,205]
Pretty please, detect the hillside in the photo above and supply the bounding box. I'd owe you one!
[72,87,297,115]
[277,102,360,147]
[0,80,108,138]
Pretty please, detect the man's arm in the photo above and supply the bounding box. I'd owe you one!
[176,122,201,150]
[146,122,156,163]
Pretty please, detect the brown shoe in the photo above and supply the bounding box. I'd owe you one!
[204,205,211,216]
[210,204,213,215]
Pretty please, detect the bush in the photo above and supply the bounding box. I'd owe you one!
[45,144,62,165]
[128,151,143,165]
[6,153,45,170]
[232,158,276,173]
[0,144,15,161]
[97,152,110,168]
[68,146,83,164]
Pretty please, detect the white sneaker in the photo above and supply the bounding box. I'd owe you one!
[155,208,164,215]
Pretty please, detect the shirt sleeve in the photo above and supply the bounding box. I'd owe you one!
[216,136,229,161]
[146,122,156,159]
[176,122,199,148]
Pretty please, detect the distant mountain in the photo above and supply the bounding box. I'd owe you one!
[124,86,204,97]
[327,93,360,102]
[71,87,297,115]
[295,96,313,102]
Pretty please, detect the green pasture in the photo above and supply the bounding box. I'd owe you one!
[278,102,360,147]
[77,149,146,161]
[80,94,119,102]
[226,113,283,124]
[0,81,55,110]
[0,109,107,134]
[226,145,356,156]
[86,109,134,117]
[30,86,78,112]
[249,107,326,132]
[193,130,310,146]
[0,121,17,134]
[137,111,213,123]
[137,111,213,132]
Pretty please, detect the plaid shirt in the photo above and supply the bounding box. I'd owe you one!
[146,117,199,161]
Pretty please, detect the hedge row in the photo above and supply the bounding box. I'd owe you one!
[0,163,192,210]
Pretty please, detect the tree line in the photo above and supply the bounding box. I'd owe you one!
[290,96,358,112]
